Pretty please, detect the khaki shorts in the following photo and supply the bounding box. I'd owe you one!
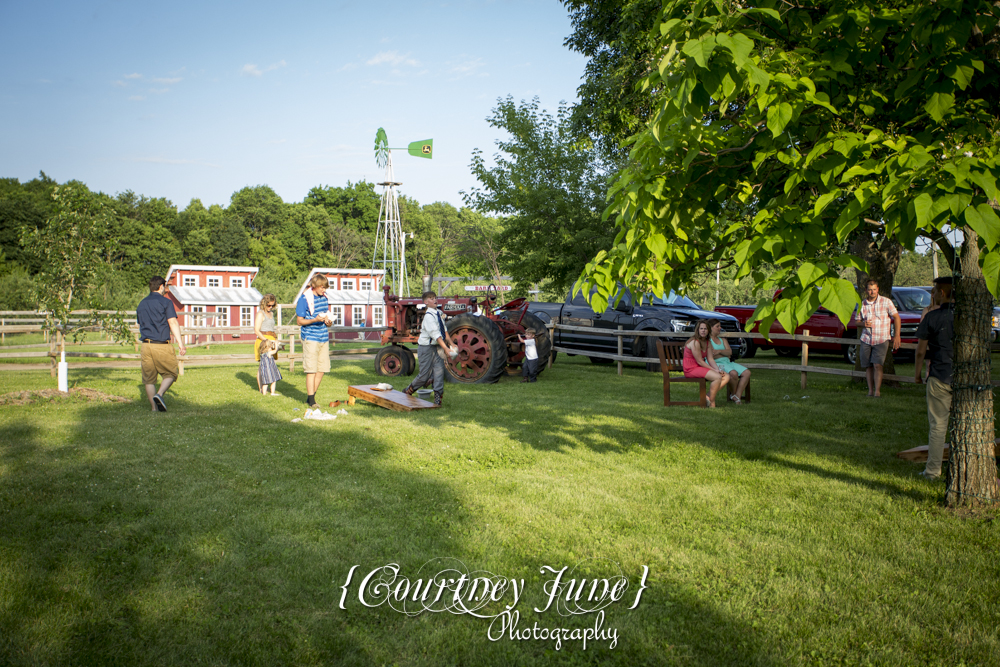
[140,343,178,384]
[302,340,331,374]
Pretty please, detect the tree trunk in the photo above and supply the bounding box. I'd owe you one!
[851,232,903,379]
[947,229,998,507]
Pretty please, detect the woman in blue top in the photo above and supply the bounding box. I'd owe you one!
[708,318,751,404]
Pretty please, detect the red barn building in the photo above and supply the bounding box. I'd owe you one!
[295,268,386,341]
[164,265,263,344]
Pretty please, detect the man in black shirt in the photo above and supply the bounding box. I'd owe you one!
[914,277,953,480]
[136,276,186,412]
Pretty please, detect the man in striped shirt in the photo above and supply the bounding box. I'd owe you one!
[296,274,332,407]
[859,279,901,397]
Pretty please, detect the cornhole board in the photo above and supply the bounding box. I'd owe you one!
[348,385,439,412]
[897,439,999,462]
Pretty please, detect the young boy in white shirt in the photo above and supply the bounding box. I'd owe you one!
[403,291,456,406]
[518,328,539,383]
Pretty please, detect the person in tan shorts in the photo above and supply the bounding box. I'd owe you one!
[136,276,187,412]
[296,274,332,407]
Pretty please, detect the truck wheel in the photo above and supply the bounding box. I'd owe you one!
[375,345,412,377]
[496,311,552,375]
[774,347,800,358]
[740,338,757,359]
[589,356,613,364]
[445,314,508,384]
[843,344,857,365]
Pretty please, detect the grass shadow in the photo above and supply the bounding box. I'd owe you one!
[0,389,779,666]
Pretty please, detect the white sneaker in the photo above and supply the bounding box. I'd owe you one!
[337,409,348,415]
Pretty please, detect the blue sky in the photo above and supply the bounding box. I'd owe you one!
[0,0,587,210]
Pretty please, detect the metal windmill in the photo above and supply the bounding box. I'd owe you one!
[372,128,433,297]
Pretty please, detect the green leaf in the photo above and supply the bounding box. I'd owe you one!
[912,193,934,228]
[716,33,753,69]
[969,170,999,201]
[797,261,827,288]
[924,92,954,122]
[818,278,860,325]
[766,102,793,138]
[944,62,974,91]
[965,204,1000,250]
[983,250,1000,300]
[744,63,770,91]
[645,232,668,257]
[682,35,717,69]
[774,297,794,335]
[814,190,839,216]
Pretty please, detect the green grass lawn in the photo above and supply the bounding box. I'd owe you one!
[1,353,998,666]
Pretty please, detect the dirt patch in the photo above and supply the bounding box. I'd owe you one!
[0,388,132,406]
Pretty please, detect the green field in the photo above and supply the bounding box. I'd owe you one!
[1,353,997,666]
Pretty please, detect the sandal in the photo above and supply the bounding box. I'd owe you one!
[732,396,742,404]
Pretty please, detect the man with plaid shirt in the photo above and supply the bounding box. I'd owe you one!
[858,279,901,397]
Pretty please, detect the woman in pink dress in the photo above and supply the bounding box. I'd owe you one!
[683,319,730,408]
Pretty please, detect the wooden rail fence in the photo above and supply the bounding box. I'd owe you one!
[545,323,1000,388]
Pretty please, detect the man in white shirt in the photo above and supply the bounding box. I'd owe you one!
[403,291,455,406]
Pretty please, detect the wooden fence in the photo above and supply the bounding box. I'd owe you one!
[546,324,1000,389]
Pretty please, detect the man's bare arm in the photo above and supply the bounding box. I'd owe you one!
[167,317,187,355]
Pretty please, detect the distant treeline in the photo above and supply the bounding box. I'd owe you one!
[0,172,505,310]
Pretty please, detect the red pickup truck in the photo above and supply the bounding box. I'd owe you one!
[715,286,928,363]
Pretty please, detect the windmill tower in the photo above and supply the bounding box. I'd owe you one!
[371,128,433,297]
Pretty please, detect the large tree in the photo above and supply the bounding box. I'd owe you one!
[580,0,1000,506]
[562,0,663,160]
[464,96,615,295]
[228,185,287,240]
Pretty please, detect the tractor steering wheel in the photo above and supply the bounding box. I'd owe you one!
[485,284,499,311]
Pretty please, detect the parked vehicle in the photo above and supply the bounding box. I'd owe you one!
[528,286,745,368]
[716,287,925,363]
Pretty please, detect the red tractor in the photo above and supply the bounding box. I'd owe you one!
[373,285,551,383]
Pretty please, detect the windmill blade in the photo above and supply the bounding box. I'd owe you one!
[407,139,433,159]
[374,128,389,168]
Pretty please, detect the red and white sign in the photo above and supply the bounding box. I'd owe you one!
[464,285,512,292]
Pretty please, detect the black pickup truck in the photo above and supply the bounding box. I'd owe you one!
[527,286,746,365]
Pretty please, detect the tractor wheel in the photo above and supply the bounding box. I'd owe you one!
[375,345,412,377]
[402,347,416,375]
[445,314,508,384]
[496,311,552,376]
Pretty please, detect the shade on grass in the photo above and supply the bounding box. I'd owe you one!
[0,354,997,666]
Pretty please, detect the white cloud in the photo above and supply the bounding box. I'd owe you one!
[129,95,146,101]
[112,80,127,87]
[124,73,142,79]
[148,88,169,94]
[367,51,419,67]
[241,60,287,77]
[152,77,182,84]
[449,57,485,78]
[339,62,358,72]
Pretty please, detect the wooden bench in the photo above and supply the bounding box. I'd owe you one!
[655,339,706,408]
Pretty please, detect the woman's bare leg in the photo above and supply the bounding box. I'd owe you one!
[706,370,729,407]
[736,369,751,399]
